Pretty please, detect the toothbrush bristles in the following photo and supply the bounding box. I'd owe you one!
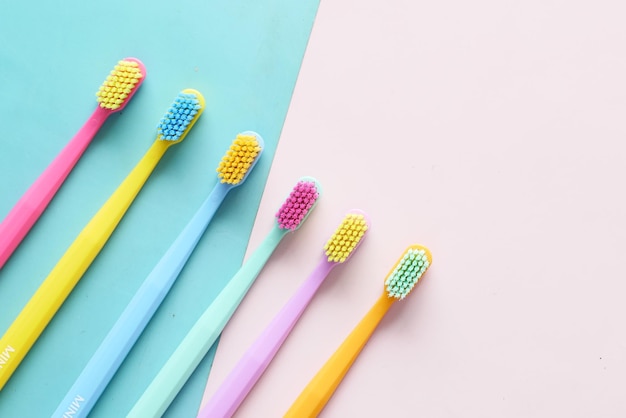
[157,92,202,141]
[216,134,262,185]
[323,213,368,263]
[276,180,319,230]
[384,247,431,300]
[96,60,143,110]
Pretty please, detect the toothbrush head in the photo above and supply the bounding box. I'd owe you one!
[96,58,146,111]
[275,177,321,231]
[157,89,205,144]
[323,211,369,263]
[216,131,264,185]
[384,245,432,300]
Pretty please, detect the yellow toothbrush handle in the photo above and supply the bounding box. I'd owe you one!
[285,294,395,418]
[0,139,171,390]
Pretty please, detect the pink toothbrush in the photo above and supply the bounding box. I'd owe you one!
[198,210,370,418]
[0,58,145,269]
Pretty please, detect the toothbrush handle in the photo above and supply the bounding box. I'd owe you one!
[0,107,110,269]
[0,140,170,390]
[127,226,287,418]
[199,259,335,418]
[284,294,395,418]
[50,183,230,418]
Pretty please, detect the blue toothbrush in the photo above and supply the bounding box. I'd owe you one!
[52,132,263,418]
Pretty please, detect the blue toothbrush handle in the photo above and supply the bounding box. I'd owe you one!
[51,182,231,418]
[126,225,287,418]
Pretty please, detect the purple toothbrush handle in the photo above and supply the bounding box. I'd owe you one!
[198,258,336,418]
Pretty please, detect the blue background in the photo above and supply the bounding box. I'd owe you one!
[0,0,319,416]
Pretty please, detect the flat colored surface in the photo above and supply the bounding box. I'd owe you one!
[0,0,318,416]
[202,1,626,417]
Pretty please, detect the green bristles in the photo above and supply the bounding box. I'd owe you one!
[384,247,430,300]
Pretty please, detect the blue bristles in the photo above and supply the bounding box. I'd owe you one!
[157,93,202,141]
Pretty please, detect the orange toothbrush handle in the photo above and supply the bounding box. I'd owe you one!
[284,294,395,418]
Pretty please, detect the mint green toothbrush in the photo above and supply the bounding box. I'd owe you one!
[127,177,321,417]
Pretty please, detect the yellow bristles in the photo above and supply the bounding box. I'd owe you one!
[216,134,262,184]
[96,60,143,110]
[324,213,368,263]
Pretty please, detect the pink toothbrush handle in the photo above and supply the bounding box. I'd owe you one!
[0,106,110,269]
[198,258,336,418]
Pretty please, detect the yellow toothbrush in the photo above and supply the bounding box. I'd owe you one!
[0,89,205,390]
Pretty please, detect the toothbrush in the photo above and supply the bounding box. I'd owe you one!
[284,244,433,418]
[51,132,265,418]
[197,211,370,418]
[0,89,204,390]
[0,58,145,270]
[127,180,324,418]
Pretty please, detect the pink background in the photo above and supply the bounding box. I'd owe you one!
[202,1,626,416]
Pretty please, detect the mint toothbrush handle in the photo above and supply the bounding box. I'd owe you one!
[197,259,334,418]
[127,226,287,418]
[50,182,231,418]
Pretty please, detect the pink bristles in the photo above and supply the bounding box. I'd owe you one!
[276,181,319,230]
